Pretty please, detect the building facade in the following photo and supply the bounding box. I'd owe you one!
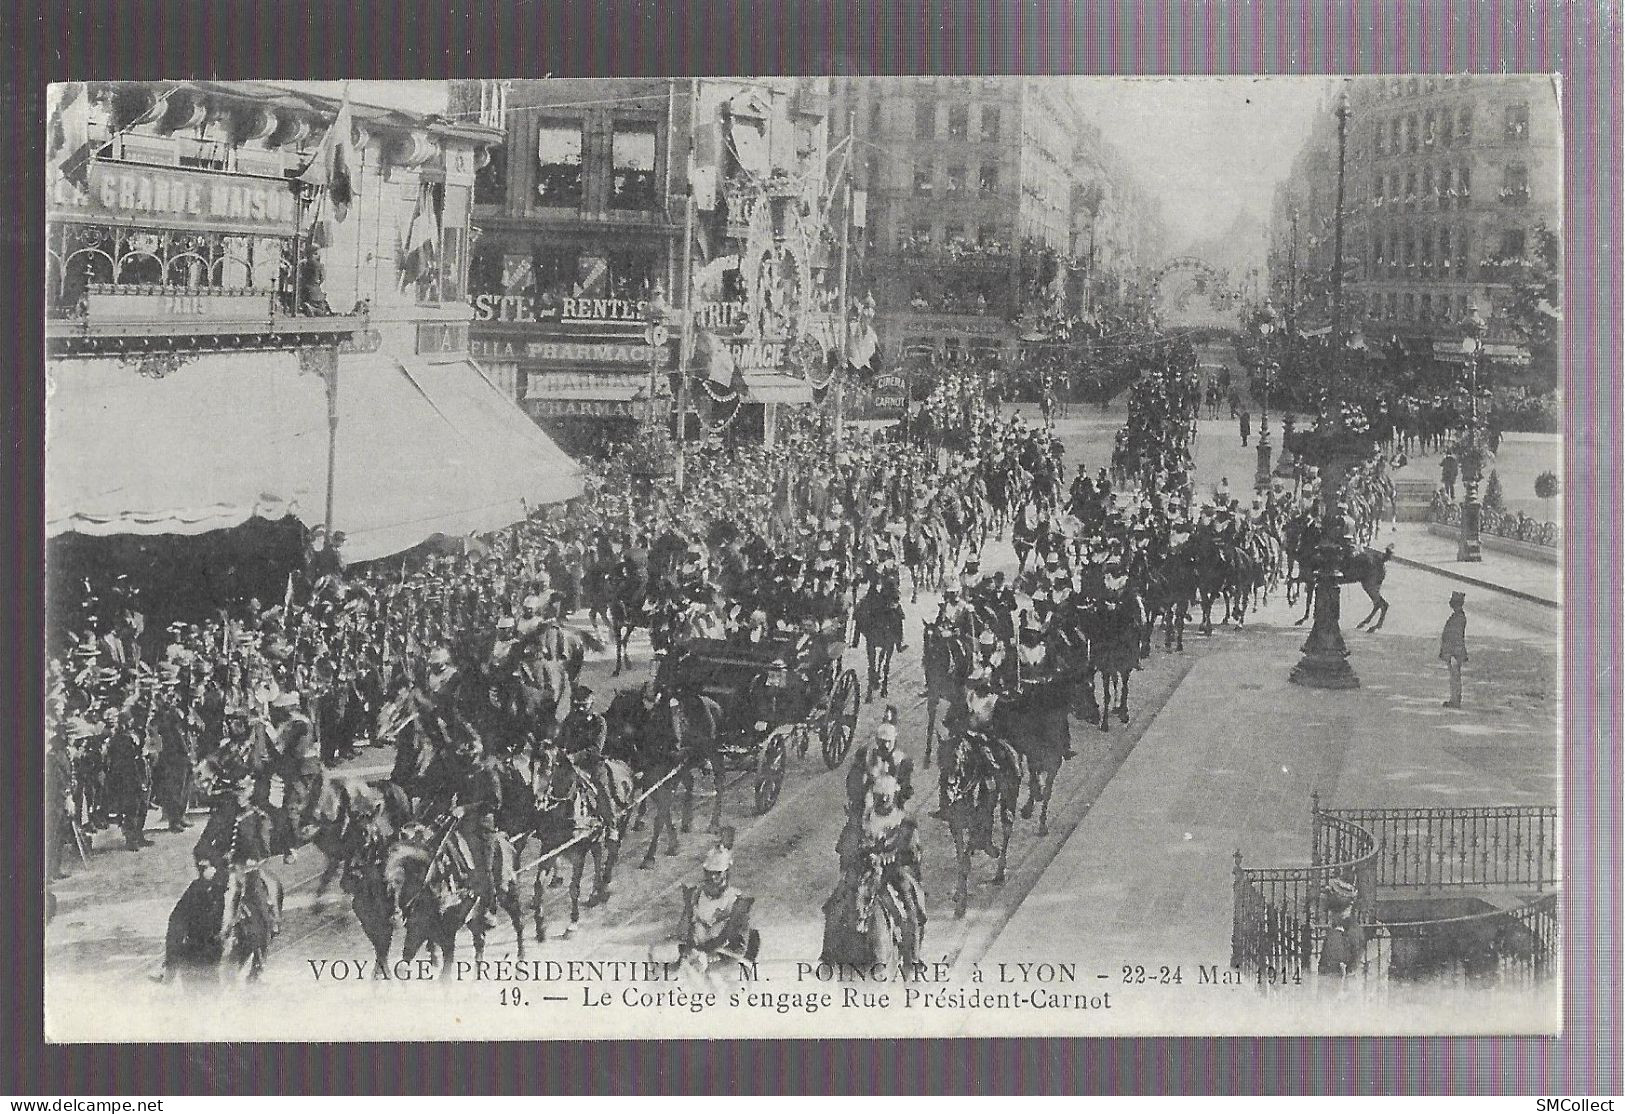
[46,80,579,564]
[831,77,1095,368]
[1270,75,1559,373]
[454,78,831,452]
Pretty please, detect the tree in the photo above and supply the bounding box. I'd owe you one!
[1483,470,1505,513]
[1534,470,1559,518]
[1481,222,1560,389]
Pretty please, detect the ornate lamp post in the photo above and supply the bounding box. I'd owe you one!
[1288,398,1372,690]
[1456,304,1486,562]
[1254,300,1279,491]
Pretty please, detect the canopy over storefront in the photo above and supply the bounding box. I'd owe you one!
[47,348,583,562]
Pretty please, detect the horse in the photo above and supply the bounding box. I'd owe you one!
[1293,543,1395,632]
[995,676,1072,836]
[608,572,653,676]
[937,721,1022,919]
[921,621,970,768]
[1083,592,1145,732]
[161,862,285,984]
[604,680,724,865]
[522,744,635,941]
[853,582,905,703]
[902,520,944,602]
[383,818,527,972]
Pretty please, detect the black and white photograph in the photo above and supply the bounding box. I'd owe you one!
[43,73,1564,1041]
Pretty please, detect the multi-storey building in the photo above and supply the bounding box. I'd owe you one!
[453,78,830,451]
[45,80,578,566]
[832,77,1098,367]
[1072,117,1167,317]
[1270,75,1559,374]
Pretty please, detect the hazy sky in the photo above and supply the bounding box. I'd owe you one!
[1073,76,1339,251]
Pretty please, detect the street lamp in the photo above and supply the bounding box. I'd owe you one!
[1254,300,1280,490]
[643,281,668,428]
[1456,303,1486,562]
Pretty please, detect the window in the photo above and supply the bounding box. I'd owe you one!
[1423,110,1436,146]
[529,246,577,310]
[1403,233,1415,268]
[1441,110,1454,147]
[1389,77,1404,99]
[610,121,658,209]
[911,221,932,244]
[1390,117,1403,155]
[1501,163,1529,205]
[1405,170,1418,206]
[915,102,936,140]
[979,163,999,195]
[1458,164,1471,204]
[1500,228,1526,258]
[1371,232,1384,265]
[1388,228,1400,271]
[1373,121,1385,157]
[1504,103,1529,142]
[1386,292,1397,319]
[1422,166,1434,202]
[1440,165,1454,200]
[1456,228,1471,276]
[1457,293,1470,320]
[1406,113,1419,153]
[913,162,934,196]
[869,100,882,133]
[1438,226,1451,267]
[946,164,966,194]
[978,223,998,245]
[536,120,584,207]
[474,143,507,206]
[980,105,1001,142]
[947,104,969,140]
[1407,77,1420,96]
[944,222,966,247]
[1404,292,1415,319]
[1457,106,1473,143]
[1421,292,1433,320]
[606,249,657,299]
[1421,228,1434,269]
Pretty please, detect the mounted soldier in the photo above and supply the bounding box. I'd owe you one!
[845,706,915,815]
[677,838,757,984]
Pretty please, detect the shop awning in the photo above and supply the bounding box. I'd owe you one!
[47,349,582,562]
[742,370,814,404]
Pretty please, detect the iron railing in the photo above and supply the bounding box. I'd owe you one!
[1318,800,1559,892]
[1233,799,1560,988]
[1231,802,1379,987]
[1360,891,1560,987]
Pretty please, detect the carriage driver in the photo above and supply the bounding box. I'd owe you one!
[678,841,756,982]
[556,686,616,823]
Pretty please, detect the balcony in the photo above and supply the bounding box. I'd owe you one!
[47,283,366,355]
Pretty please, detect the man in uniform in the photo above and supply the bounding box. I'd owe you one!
[845,706,915,815]
[1439,591,1469,708]
[678,841,755,983]
[268,691,320,862]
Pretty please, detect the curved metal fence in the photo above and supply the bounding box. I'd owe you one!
[1232,799,1560,988]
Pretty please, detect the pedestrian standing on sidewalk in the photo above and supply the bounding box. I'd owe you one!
[1441,450,1459,501]
[1239,408,1251,447]
[1440,591,1468,708]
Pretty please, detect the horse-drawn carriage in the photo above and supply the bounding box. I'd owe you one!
[663,628,860,814]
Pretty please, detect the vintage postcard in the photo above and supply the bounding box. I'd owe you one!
[43,74,1563,1041]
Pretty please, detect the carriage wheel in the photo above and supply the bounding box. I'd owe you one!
[753,731,789,814]
[821,669,861,770]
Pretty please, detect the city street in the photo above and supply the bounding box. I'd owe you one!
[46,393,1560,1039]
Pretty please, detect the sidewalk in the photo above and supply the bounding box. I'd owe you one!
[978,599,1559,979]
[1376,522,1560,607]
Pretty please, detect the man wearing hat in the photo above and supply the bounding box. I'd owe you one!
[1439,591,1469,708]
[1317,877,1365,979]
[103,704,153,852]
[558,686,608,760]
[846,706,915,815]
[678,838,755,982]
[268,691,320,862]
